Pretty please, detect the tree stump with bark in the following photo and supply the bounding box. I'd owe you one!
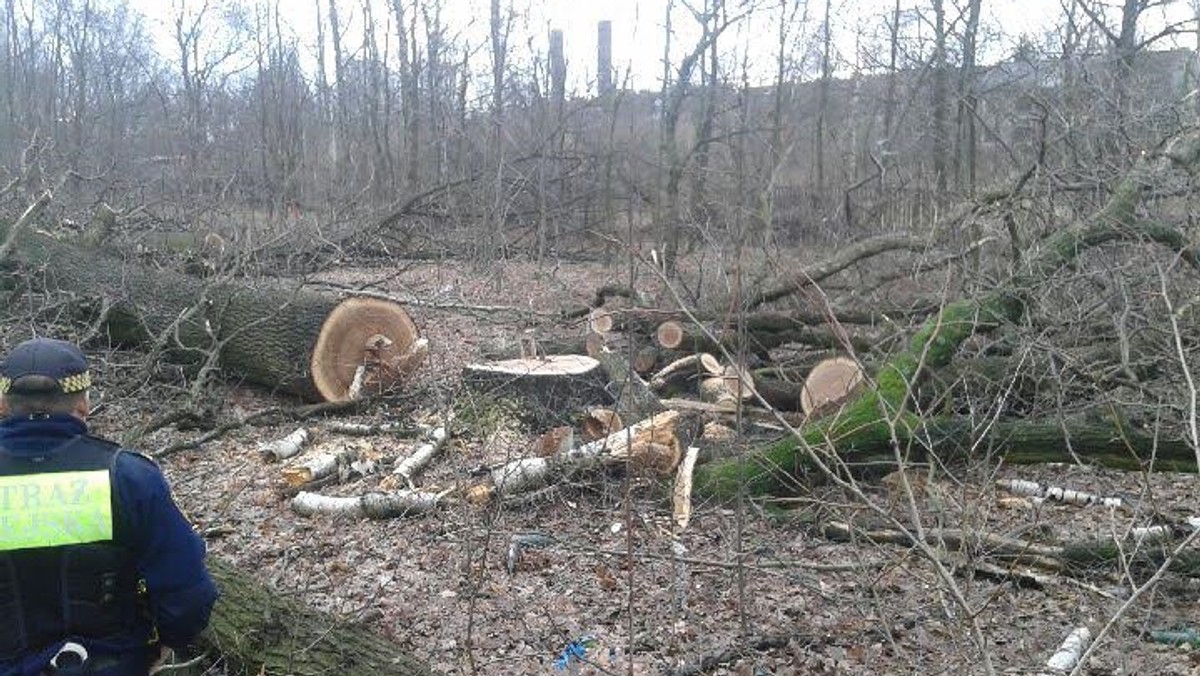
[461,355,613,425]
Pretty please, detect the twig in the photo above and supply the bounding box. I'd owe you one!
[153,401,359,459]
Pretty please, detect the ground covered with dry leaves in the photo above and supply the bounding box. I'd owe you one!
[79,258,1200,675]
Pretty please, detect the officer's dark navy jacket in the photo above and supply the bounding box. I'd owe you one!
[0,415,218,676]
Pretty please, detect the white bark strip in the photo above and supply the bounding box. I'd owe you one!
[291,489,446,519]
[1040,627,1091,674]
[491,457,551,495]
[393,426,449,486]
[326,421,413,436]
[259,428,311,462]
[291,492,364,518]
[673,446,701,531]
[997,479,1123,508]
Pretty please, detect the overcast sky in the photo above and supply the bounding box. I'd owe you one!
[125,0,1196,93]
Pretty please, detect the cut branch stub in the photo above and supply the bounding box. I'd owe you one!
[800,356,865,415]
[310,297,422,402]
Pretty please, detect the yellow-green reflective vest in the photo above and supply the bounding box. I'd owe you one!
[0,469,113,551]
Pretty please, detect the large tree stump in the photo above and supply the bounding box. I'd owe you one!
[461,355,613,423]
[203,557,430,675]
[0,222,422,401]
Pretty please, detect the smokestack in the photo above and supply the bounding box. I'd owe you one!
[550,29,566,103]
[597,20,613,98]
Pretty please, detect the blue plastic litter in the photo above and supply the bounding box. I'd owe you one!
[553,635,597,671]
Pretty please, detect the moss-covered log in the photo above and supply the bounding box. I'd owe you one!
[202,557,431,675]
[0,220,419,401]
[696,131,1200,497]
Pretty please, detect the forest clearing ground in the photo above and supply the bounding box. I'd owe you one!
[88,256,1200,675]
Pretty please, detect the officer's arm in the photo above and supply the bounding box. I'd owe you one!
[116,453,219,652]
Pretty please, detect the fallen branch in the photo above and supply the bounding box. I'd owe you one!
[259,427,311,462]
[291,488,448,519]
[393,426,450,487]
[1040,627,1091,675]
[997,479,1124,509]
[673,446,700,531]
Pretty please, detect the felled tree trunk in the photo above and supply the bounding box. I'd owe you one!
[203,557,431,675]
[696,130,1200,498]
[0,224,422,402]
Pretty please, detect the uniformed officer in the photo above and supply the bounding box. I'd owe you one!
[0,338,218,676]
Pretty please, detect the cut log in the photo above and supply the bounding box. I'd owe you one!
[0,215,424,401]
[697,130,1200,499]
[656,317,872,355]
[800,356,865,415]
[721,365,756,401]
[393,426,450,486]
[588,308,617,334]
[1040,627,1091,675]
[461,355,612,419]
[699,377,737,406]
[480,410,682,499]
[291,488,446,519]
[280,443,364,487]
[203,557,430,675]
[649,353,722,394]
[997,479,1124,509]
[581,408,624,442]
[631,346,660,375]
[752,375,805,412]
[531,426,575,457]
[259,427,311,462]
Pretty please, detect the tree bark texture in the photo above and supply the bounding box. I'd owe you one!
[203,557,431,675]
[0,222,417,401]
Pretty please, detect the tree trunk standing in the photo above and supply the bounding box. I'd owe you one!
[203,558,431,676]
[691,0,720,240]
[816,0,831,190]
[930,0,948,194]
[327,0,348,175]
[360,0,392,197]
[314,0,329,172]
[391,0,420,194]
[882,0,900,180]
[658,5,729,276]
[488,0,508,262]
[65,0,91,167]
[423,3,444,185]
[955,0,981,195]
[598,20,618,256]
[1,0,14,153]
